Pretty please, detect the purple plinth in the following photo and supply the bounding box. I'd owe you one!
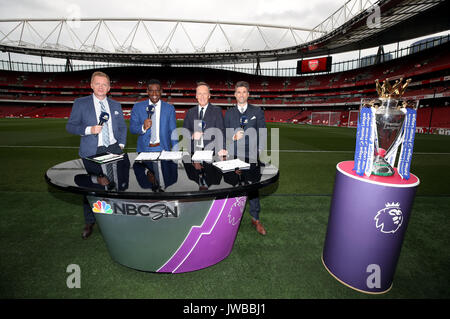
[322,161,419,293]
[158,196,246,273]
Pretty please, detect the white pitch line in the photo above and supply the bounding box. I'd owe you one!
[0,145,449,155]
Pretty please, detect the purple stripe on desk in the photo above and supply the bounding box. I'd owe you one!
[158,196,246,273]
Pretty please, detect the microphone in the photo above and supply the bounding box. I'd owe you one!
[146,105,155,119]
[98,112,109,125]
[240,115,248,129]
[198,120,206,132]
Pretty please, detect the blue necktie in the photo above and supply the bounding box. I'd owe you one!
[99,100,110,147]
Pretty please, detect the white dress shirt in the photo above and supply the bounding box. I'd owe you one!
[85,94,118,147]
[142,99,161,144]
[237,103,248,113]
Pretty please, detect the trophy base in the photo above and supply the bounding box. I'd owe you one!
[371,156,394,176]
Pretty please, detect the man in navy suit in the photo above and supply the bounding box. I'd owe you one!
[129,79,178,152]
[182,82,226,155]
[224,81,267,235]
[66,71,127,239]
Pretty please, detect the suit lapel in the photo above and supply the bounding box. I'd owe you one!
[159,101,165,132]
[88,95,98,126]
[107,98,115,129]
[202,103,211,123]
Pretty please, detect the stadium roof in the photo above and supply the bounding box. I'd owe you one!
[0,0,448,64]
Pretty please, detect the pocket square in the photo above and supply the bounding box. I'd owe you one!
[251,116,256,120]
[114,111,119,115]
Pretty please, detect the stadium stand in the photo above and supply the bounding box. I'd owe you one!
[0,40,449,131]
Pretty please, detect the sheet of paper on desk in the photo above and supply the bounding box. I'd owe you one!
[159,150,183,160]
[135,152,160,161]
[192,150,214,162]
[212,159,250,172]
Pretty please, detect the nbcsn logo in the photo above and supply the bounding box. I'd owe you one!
[92,200,113,214]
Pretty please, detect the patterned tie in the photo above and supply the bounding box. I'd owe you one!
[150,104,157,144]
[99,100,110,147]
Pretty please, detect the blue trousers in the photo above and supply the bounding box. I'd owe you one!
[248,190,261,220]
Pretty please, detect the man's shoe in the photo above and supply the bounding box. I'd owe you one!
[82,223,95,239]
[251,218,266,236]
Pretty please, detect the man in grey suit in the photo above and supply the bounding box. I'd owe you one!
[66,71,127,239]
[224,81,267,235]
[182,82,226,155]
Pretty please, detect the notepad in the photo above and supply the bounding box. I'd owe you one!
[212,159,250,172]
[192,150,214,162]
[159,150,183,160]
[86,152,124,164]
[135,152,160,161]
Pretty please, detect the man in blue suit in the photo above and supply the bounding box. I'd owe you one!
[182,82,226,154]
[129,79,178,152]
[224,81,267,235]
[66,71,127,239]
[67,71,127,158]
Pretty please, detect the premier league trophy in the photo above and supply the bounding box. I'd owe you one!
[323,78,421,293]
[354,78,418,179]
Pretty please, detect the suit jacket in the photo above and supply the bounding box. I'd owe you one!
[66,95,127,158]
[224,104,266,160]
[129,100,179,152]
[182,103,225,153]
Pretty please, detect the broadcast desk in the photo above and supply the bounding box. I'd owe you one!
[45,152,279,273]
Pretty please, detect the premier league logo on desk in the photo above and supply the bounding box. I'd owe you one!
[354,78,418,179]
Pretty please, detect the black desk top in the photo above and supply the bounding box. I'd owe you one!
[45,153,279,199]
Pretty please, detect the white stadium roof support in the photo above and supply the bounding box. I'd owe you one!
[0,0,447,65]
[0,18,324,54]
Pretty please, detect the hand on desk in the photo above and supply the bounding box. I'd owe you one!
[217,149,228,157]
[97,176,110,185]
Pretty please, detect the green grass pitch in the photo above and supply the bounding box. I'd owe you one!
[0,118,449,299]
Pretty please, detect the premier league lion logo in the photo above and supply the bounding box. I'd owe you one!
[374,202,403,234]
[227,197,246,226]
